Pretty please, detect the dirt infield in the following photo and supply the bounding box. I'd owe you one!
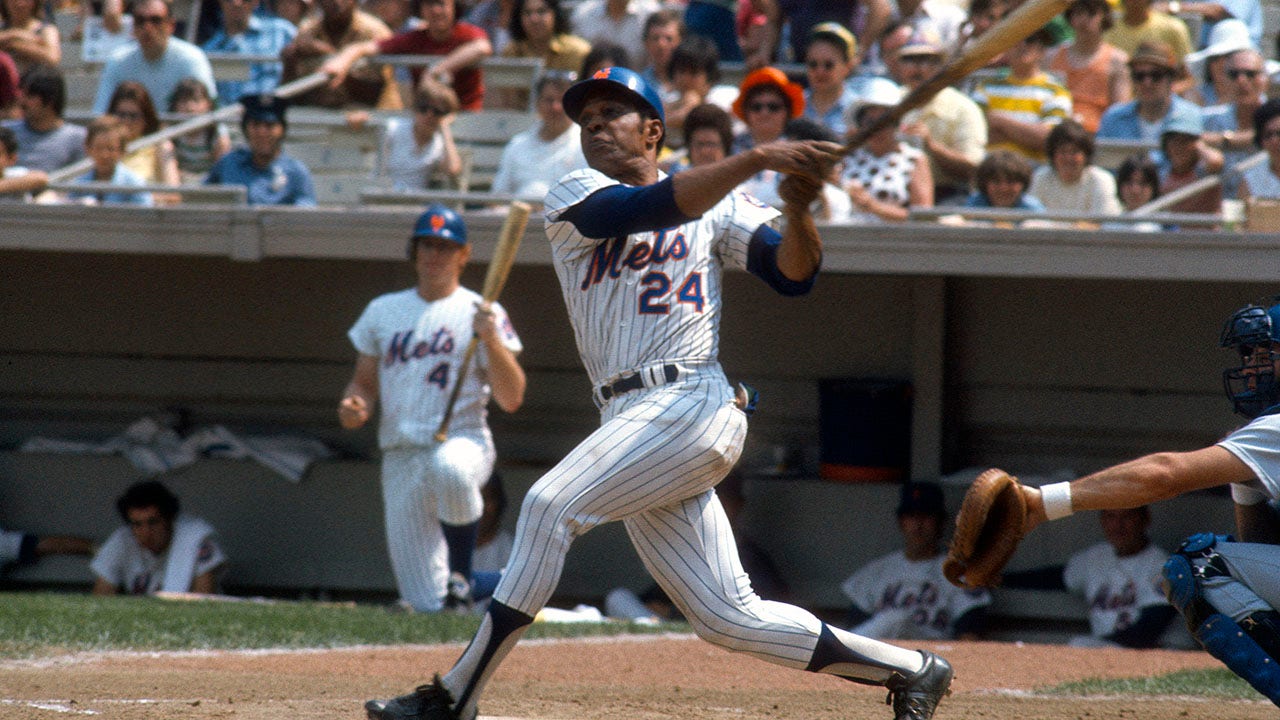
[1,635,1273,719]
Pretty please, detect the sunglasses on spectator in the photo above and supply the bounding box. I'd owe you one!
[747,101,786,113]
[114,110,143,121]
[899,55,940,66]
[133,13,169,25]
[1228,68,1262,80]
[415,104,449,115]
[1262,129,1280,141]
[1130,70,1171,83]
[806,60,836,70]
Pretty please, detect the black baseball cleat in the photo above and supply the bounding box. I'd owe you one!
[884,650,953,720]
[365,675,460,720]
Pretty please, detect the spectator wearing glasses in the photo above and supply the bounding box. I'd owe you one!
[1202,47,1274,199]
[490,70,584,197]
[1183,18,1255,107]
[731,66,804,153]
[201,0,298,104]
[91,0,217,115]
[1240,98,1280,201]
[106,81,181,190]
[887,23,986,204]
[374,77,462,191]
[1097,41,1201,151]
[1046,0,1131,135]
[800,22,871,140]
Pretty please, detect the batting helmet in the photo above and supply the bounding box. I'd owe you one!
[562,65,665,128]
[1220,298,1280,418]
[408,203,467,257]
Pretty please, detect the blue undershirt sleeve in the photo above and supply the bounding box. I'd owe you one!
[556,176,697,239]
[746,224,817,297]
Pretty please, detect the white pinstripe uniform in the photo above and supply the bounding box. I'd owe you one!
[349,286,522,612]
[484,167,913,674]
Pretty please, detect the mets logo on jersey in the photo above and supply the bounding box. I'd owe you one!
[579,229,689,290]
[384,328,457,366]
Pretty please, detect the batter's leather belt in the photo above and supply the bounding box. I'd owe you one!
[598,364,679,401]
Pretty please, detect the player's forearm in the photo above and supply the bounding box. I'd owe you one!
[484,341,525,413]
[776,206,822,281]
[670,148,770,217]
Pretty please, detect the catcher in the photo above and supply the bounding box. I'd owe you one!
[946,297,1280,706]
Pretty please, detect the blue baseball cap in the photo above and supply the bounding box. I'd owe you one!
[562,66,666,128]
[411,203,467,245]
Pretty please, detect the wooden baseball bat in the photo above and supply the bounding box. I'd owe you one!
[434,201,532,442]
[842,0,1071,154]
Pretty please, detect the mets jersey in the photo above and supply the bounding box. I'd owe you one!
[543,167,779,386]
[1063,541,1169,638]
[348,287,522,449]
[841,551,991,640]
[90,514,225,595]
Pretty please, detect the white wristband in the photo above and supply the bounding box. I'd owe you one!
[1041,481,1074,520]
[1231,482,1270,505]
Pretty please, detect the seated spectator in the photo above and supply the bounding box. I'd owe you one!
[1046,0,1130,135]
[570,0,660,58]
[964,149,1045,211]
[731,66,804,153]
[663,101,732,174]
[493,0,590,110]
[0,0,61,73]
[464,0,511,54]
[91,480,226,596]
[92,0,218,116]
[801,22,869,140]
[637,8,682,106]
[282,0,399,110]
[1029,120,1122,217]
[1103,0,1192,60]
[578,40,629,78]
[1184,18,1255,107]
[168,78,231,183]
[1157,112,1223,214]
[842,76,933,223]
[1239,98,1280,201]
[969,26,1071,164]
[1202,48,1272,200]
[202,0,298,104]
[0,123,45,200]
[490,70,583,197]
[662,35,736,146]
[739,116,852,222]
[205,93,317,205]
[1003,507,1178,649]
[74,0,125,39]
[841,482,990,640]
[66,116,153,206]
[319,0,490,111]
[1096,41,1201,153]
[1104,152,1163,231]
[3,66,86,172]
[107,82,181,190]
[0,524,93,569]
[887,23,987,204]
[373,77,462,191]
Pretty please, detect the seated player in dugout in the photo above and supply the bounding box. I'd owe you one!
[842,482,991,641]
[1012,296,1280,706]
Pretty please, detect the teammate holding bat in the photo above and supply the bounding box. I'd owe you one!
[340,204,526,614]
[365,67,954,720]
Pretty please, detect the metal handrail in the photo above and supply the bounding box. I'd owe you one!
[909,206,1222,228]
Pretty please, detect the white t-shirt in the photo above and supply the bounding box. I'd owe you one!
[1063,541,1169,638]
[378,118,446,191]
[490,123,586,198]
[90,514,225,595]
[1218,412,1280,500]
[348,286,522,448]
[1029,165,1122,215]
[841,550,991,640]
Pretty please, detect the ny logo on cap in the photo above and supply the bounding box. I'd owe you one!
[592,68,611,79]
[430,214,446,232]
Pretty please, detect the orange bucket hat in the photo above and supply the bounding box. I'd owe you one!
[732,66,806,120]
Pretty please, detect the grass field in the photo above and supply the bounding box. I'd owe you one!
[0,591,1258,703]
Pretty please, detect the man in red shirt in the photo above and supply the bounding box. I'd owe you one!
[322,0,491,110]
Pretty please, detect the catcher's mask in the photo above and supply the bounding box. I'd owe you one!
[1220,299,1280,419]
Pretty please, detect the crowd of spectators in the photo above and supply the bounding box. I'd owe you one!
[0,0,1275,221]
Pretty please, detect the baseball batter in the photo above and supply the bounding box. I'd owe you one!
[366,67,955,720]
[340,205,525,613]
[998,297,1280,705]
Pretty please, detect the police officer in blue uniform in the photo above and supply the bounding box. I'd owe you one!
[205,93,317,206]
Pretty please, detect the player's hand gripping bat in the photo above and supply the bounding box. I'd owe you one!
[433,201,532,442]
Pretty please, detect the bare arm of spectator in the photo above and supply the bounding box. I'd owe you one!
[1197,136,1225,174]
[0,21,61,67]
[900,120,982,188]
[426,37,492,85]
[78,0,124,37]
[0,169,48,197]
[857,0,894,66]
[744,0,780,70]
[986,113,1055,158]
[438,113,462,179]
[318,39,380,88]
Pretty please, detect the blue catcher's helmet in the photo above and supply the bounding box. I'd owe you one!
[408,203,467,257]
[562,66,665,144]
[1220,298,1280,418]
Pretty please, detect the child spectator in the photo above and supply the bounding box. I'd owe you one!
[373,77,462,191]
[1103,153,1163,231]
[1045,0,1130,135]
[0,124,45,201]
[1158,112,1223,214]
[662,35,736,147]
[106,81,180,187]
[67,116,153,206]
[168,78,231,183]
[578,41,630,78]
[1029,119,1121,216]
[965,149,1045,211]
[969,26,1072,164]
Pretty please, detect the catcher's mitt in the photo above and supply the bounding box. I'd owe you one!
[943,468,1028,590]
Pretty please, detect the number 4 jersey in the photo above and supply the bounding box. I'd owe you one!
[348,286,522,449]
[545,167,780,387]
